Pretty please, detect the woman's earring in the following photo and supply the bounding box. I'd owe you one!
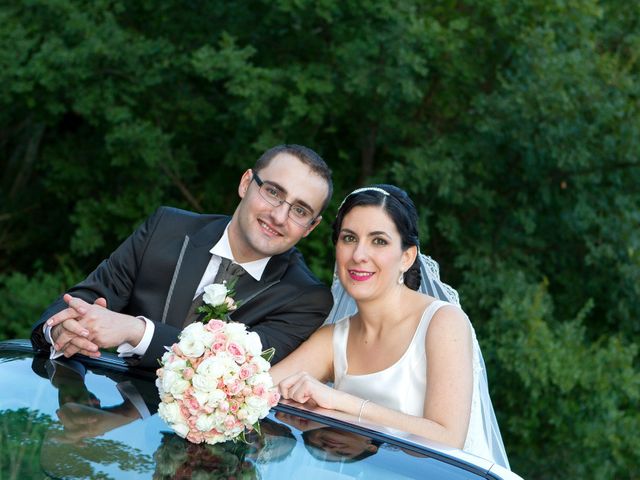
[398,271,405,285]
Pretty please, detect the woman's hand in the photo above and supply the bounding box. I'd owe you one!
[277,371,340,410]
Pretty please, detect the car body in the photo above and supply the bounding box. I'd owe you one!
[0,339,522,479]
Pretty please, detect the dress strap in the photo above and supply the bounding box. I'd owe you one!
[332,316,351,382]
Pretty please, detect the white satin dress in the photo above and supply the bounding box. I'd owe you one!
[332,300,500,465]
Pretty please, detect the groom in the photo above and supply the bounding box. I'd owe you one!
[31,144,333,368]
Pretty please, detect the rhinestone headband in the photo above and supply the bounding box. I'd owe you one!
[338,187,390,209]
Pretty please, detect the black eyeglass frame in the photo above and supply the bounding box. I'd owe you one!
[251,171,319,228]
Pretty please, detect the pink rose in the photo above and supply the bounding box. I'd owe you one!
[156,368,164,377]
[182,367,195,380]
[187,431,204,444]
[224,415,237,429]
[239,365,252,380]
[268,390,280,407]
[214,333,228,343]
[253,385,265,397]
[227,381,243,396]
[242,386,252,396]
[225,297,237,311]
[205,319,226,332]
[227,342,246,364]
[218,400,229,413]
[212,341,225,353]
[179,404,191,420]
[185,397,200,412]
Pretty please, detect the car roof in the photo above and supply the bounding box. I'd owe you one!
[0,339,521,479]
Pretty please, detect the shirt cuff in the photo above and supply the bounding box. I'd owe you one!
[117,317,154,358]
[44,323,66,360]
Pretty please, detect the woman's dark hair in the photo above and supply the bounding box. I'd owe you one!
[332,184,422,290]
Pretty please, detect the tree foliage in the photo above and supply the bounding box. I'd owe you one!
[1,1,638,478]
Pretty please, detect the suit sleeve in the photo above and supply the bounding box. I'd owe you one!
[251,284,333,364]
[30,208,166,352]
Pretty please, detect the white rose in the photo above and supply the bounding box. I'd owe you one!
[203,283,228,306]
[196,356,226,380]
[158,401,188,436]
[204,433,227,445]
[178,324,207,358]
[224,322,248,342]
[252,356,271,373]
[246,394,269,411]
[248,372,273,388]
[160,351,173,365]
[195,414,217,432]
[193,388,226,408]
[161,370,190,399]
[244,331,263,357]
[165,357,188,373]
[180,321,205,340]
[192,373,213,393]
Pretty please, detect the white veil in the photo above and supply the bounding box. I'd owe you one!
[324,253,510,470]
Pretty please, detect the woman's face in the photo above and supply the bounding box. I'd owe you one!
[335,205,414,303]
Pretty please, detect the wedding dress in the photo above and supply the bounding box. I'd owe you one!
[325,255,510,470]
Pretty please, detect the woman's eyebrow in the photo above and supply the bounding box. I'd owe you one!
[368,230,392,238]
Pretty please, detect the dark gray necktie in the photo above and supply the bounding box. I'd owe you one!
[183,257,245,327]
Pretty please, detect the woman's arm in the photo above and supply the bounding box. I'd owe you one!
[270,324,335,385]
[278,306,474,449]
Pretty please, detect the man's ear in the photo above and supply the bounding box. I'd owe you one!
[302,215,322,238]
[238,169,253,198]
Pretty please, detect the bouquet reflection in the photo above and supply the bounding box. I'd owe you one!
[153,433,258,480]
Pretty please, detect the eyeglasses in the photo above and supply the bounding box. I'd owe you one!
[251,171,318,227]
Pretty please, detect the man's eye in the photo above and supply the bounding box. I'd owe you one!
[265,186,281,198]
[291,205,311,218]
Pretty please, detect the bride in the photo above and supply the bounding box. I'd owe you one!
[270,184,509,469]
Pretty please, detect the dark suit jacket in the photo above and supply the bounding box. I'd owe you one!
[31,207,333,368]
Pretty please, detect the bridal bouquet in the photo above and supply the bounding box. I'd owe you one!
[156,281,280,445]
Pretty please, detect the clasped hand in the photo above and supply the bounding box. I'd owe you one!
[47,294,144,358]
[277,371,340,410]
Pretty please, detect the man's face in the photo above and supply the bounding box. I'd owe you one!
[228,153,329,262]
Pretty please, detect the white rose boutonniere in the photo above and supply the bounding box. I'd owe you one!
[198,279,240,322]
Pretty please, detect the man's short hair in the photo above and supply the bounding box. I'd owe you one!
[253,144,333,213]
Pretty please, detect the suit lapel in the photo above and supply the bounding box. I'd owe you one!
[164,218,230,326]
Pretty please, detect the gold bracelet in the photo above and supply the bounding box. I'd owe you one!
[357,399,370,423]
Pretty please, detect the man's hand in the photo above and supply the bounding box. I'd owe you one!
[48,294,146,358]
[48,296,108,358]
